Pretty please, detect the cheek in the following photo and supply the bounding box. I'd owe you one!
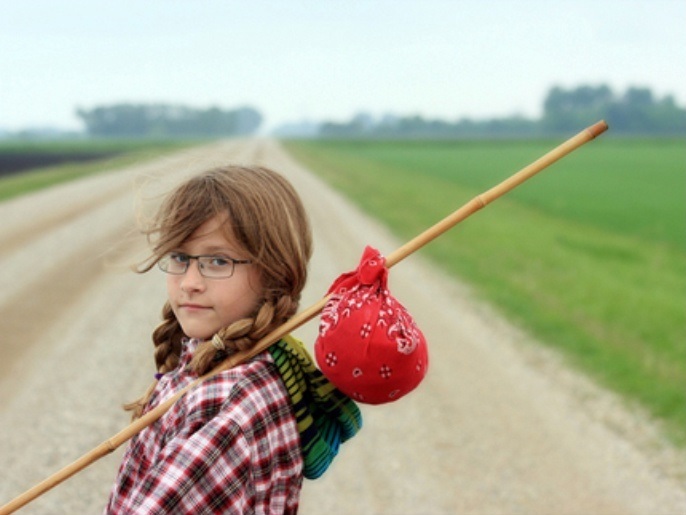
[227,270,265,319]
[248,267,264,295]
[166,275,179,298]
[246,270,266,307]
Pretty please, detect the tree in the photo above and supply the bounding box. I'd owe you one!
[542,85,613,132]
[76,104,262,138]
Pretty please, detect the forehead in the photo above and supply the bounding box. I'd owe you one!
[182,215,239,252]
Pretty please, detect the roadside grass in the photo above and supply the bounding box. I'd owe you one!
[0,139,197,202]
[283,137,686,445]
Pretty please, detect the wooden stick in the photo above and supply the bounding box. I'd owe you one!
[0,120,608,514]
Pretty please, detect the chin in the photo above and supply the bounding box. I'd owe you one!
[176,316,219,341]
[179,325,214,341]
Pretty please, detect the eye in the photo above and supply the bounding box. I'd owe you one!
[208,256,231,267]
[170,252,190,264]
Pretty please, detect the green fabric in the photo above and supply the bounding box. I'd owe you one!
[269,335,362,479]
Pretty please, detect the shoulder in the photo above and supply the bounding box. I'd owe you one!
[184,352,291,427]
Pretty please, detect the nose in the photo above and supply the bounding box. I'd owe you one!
[180,259,206,292]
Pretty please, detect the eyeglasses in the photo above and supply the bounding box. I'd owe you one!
[158,252,252,279]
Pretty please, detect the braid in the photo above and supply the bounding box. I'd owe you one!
[124,303,184,419]
[190,294,299,375]
[152,303,184,374]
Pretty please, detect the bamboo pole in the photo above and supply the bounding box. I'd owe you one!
[0,120,608,514]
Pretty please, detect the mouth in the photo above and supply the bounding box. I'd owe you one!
[179,303,212,312]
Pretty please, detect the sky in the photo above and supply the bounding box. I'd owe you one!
[1,0,684,133]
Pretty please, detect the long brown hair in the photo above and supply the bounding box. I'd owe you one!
[126,165,312,418]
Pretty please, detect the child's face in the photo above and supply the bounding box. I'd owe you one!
[166,214,263,341]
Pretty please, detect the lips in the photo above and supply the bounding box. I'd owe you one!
[179,303,211,312]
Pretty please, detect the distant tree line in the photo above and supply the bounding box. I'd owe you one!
[318,85,686,138]
[542,85,684,134]
[76,104,262,138]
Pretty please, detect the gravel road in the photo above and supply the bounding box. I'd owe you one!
[1,139,684,514]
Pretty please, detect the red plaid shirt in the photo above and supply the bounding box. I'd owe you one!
[104,339,303,514]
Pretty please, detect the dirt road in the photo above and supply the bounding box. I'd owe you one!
[1,140,684,514]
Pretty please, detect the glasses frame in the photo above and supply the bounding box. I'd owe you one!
[158,252,252,279]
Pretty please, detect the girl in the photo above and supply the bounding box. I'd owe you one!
[105,165,360,514]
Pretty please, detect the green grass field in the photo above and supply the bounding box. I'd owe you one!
[0,139,194,202]
[284,136,686,445]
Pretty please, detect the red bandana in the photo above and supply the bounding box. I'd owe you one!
[315,246,429,404]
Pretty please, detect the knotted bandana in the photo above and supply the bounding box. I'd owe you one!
[314,246,429,404]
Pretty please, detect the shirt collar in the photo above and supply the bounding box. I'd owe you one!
[179,337,202,363]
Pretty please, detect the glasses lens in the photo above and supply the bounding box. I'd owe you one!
[159,253,188,274]
[198,256,235,278]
